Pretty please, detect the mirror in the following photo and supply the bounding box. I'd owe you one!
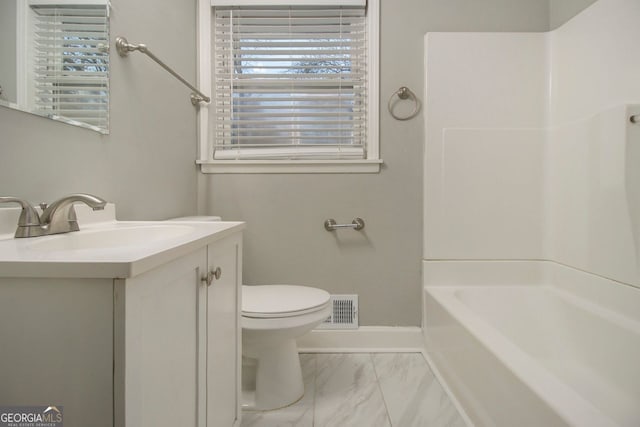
[0,0,109,134]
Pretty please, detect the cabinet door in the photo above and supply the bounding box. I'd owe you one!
[207,234,241,427]
[118,249,207,427]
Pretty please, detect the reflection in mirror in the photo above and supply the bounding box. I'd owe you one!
[0,0,109,134]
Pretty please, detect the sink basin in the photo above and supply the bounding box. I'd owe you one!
[27,224,195,251]
[0,203,245,279]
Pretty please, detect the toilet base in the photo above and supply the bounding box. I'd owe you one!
[242,337,305,411]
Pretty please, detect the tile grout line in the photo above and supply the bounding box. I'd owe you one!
[369,353,394,427]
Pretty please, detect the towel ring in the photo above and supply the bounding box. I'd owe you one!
[388,86,420,121]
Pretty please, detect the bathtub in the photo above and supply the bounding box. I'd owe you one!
[423,261,640,427]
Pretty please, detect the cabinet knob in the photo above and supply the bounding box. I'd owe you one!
[201,267,222,286]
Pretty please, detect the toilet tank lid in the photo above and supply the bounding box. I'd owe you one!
[168,215,221,222]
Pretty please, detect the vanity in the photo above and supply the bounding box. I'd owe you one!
[0,204,244,427]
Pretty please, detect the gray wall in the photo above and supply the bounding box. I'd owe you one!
[204,0,552,327]
[0,0,17,103]
[0,0,198,220]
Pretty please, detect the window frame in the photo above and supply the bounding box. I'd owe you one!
[196,0,380,174]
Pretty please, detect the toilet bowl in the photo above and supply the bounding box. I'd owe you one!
[168,216,331,410]
[242,284,331,410]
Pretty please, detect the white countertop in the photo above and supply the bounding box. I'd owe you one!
[0,205,244,279]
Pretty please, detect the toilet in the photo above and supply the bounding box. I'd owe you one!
[169,216,331,410]
[242,284,330,409]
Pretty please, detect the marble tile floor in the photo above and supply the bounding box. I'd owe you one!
[241,353,468,427]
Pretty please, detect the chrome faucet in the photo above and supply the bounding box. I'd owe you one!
[0,194,107,238]
[40,194,107,235]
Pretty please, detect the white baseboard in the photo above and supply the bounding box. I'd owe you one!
[296,326,424,353]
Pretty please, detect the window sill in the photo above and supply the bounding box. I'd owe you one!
[197,159,383,174]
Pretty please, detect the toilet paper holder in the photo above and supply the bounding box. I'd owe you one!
[324,218,365,231]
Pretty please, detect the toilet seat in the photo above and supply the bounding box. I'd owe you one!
[242,285,331,319]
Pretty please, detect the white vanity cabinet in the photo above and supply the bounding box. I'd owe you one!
[117,231,242,427]
[0,222,243,427]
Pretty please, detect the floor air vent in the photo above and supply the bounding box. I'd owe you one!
[317,295,358,329]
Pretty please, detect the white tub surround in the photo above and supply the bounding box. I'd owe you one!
[424,0,640,286]
[423,31,548,262]
[423,260,640,427]
[423,1,640,425]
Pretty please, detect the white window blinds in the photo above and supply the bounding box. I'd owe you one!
[212,5,367,160]
[31,5,109,132]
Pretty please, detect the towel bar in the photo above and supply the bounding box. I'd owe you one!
[115,36,210,106]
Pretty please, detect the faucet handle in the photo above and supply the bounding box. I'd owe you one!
[0,197,41,226]
[0,197,44,238]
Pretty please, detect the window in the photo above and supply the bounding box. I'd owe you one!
[198,0,380,173]
[30,3,109,133]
